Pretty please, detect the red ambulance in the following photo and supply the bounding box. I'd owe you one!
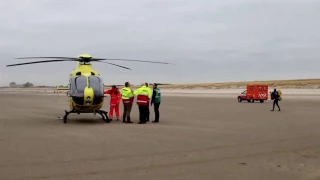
[237,84,268,103]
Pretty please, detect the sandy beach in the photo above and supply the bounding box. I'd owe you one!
[0,91,320,180]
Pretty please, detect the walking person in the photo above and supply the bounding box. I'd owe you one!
[120,82,134,123]
[151,83,161,123]
[270,88,281,111]
[134,83,152,124]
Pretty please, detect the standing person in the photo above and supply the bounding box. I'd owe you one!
[151,83,161,123]
[120,82,134,123]
[271,88,281,111]
[145,82,152,122]
[104,85,121,120]
[134,83,152,124]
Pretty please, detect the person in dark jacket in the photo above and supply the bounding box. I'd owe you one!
[151,83,161,123]
[271,89,281,111]
[145,82,151,122]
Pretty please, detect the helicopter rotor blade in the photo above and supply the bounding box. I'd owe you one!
[94,58,170,64]
[6,59,77,67]
[97,61,132,70]
[14,57,171,64]
[15,57,78,60]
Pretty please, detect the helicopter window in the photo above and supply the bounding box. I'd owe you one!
[69,76,87,96]
[89,76,104,96]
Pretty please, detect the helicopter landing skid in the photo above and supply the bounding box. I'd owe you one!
[61,110,110,124]
[94,110,110,123]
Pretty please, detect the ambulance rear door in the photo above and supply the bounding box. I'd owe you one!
[257,85,268,100]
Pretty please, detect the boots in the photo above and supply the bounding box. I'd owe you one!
[122,116,126,123]
[127,116,133,123]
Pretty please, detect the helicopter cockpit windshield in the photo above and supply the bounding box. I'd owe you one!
[88,76,104,97]
[69,76,86,97]
[69,76,104,97]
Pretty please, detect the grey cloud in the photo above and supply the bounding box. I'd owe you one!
[1,0,320,86]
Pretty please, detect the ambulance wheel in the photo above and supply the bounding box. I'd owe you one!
[238,97,242,102]
[260,100,264,103]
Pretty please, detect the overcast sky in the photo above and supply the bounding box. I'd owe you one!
[1,0,320,86]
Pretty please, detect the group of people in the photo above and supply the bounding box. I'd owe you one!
[104,82,161,124]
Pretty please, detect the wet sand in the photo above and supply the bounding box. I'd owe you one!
[0,92,320,180]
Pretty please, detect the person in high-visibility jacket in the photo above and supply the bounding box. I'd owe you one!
[120,82,134,123]
[104,85,121,120]
[134,83,152,124]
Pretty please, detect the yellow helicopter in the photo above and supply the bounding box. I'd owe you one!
[6,54,170,123]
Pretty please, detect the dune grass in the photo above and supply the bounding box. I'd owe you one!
[132,79,320,89]
[2,79,320,91]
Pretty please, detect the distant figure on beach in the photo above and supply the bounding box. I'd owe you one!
[270,89,281,111]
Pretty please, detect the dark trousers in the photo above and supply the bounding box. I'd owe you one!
[154,102,160,121]
[122,102,132,118]
[272,99,280,110]
[138,105,148,123]
[146,104,150,121]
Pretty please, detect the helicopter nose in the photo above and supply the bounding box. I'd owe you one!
[84,87,94,105]
[85,94,92,103]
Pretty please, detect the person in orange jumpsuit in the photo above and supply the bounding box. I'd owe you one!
[104,85,121,121]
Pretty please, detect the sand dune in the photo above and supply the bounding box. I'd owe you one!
[3,78,320,90]
[2,79,320,96]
